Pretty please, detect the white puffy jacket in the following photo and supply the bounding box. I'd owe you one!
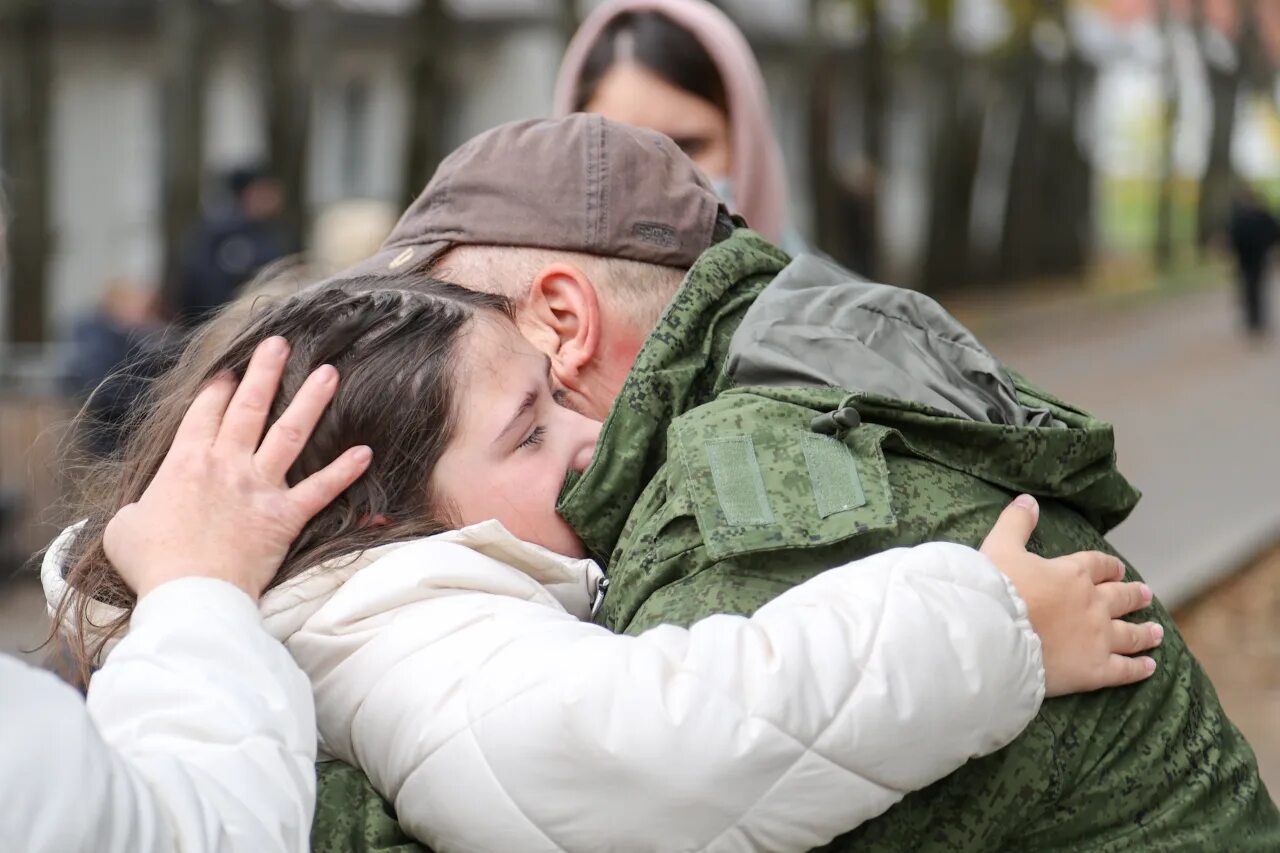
[8,577,314,853]
[46,520,1043,853]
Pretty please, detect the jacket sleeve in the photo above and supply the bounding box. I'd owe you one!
[0,578,315,853]
[300,541,1043,853]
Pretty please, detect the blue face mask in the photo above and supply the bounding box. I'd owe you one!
[709,176,736,212]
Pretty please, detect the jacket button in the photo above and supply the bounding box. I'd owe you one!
[810,406,860,434]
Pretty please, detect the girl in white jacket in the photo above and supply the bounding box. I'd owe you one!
[52,283,1162,853]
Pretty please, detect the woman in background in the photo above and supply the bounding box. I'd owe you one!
[554,0,804,252]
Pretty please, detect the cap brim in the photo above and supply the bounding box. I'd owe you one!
[326,239,453,284]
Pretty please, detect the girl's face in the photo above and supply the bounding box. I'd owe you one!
[433,317,601,558]
[584,62,732,180]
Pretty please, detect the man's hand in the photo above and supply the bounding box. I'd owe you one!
[103,336,372,601]
[981,494,1162,697]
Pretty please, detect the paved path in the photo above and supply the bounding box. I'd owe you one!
[951,282,1280,606]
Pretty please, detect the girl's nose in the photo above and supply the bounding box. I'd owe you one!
[569,413,601,472]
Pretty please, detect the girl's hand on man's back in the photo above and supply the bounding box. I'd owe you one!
[103,337,372,601]
[981,495,1163,698]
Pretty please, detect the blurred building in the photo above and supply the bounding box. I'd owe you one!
[3,0,1280,353]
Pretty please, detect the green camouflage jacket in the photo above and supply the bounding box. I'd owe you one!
[555,230,1278,851]
[308,231,1277,852]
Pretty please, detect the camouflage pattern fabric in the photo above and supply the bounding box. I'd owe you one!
[554,230,1280,851]
[312,760,427,853]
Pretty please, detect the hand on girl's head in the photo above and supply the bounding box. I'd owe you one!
[103,336,373,601]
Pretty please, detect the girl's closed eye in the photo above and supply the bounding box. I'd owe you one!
[518,425,546,449]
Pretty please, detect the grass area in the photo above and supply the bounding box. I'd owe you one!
[1084,253,1230,299]
[1090,176,1237,300]
[1099,176,1201,261]
[1100,174,1280,258]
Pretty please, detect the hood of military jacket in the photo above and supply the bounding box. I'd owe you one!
[722,253,1141,531]
[557,229,790,562]
[725,253,1062,428]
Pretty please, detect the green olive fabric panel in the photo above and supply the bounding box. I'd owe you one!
[801,432,866,518]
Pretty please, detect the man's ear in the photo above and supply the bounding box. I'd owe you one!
[520,262,602,387]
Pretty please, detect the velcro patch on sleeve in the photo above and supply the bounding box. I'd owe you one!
[705,435,775,526]
[801,432,867,518]
[671,391,898,562]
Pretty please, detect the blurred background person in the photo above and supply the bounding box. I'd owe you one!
[1227,185,1279,337]
[62,279,170,458]
[554,0,804,254]
[176,165,288,327]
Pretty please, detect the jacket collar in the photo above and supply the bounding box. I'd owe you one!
[44,518,604,662]
[556,229,790,562]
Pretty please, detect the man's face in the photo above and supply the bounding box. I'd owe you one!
[513,299,651,424]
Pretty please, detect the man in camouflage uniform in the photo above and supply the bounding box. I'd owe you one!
[311,116,1278,851]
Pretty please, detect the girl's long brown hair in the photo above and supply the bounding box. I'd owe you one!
[55,276,512,681]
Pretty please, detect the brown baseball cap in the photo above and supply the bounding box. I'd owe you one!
[337,113,726,280]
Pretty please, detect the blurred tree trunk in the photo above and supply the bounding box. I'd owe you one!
[1154,0,1179,269]
[996,3,1042,283]
[1040,2,1093,279]
[0,0,52,345]
[920,0,982,291]
[807,0,882,277]
[402,0,453,208]
[806,43,840,254]
[1194,0,1242,249]
[996,0,1092,284]
[1237,0,1276,92]
[806,2,841,263]
[158,0,208,312]
[854,0,885,278]
[252,0,320,252]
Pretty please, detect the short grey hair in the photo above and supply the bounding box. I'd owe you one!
[430,245,687,332]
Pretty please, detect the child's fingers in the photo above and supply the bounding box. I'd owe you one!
[1098,579,1153,618]
[256,365,339,482]
[1079,552,1126,584]
[169,373,237,454]
[1109,619,1163,656]
[216,337,290,452]
[1102,654,1157,688]
[288,446,373,521]
[979,495,1039,554]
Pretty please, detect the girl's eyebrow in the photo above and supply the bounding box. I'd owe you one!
[493,358,552,445]
[495,390,538,445]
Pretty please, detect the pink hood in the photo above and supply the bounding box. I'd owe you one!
[553,0,789,244]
